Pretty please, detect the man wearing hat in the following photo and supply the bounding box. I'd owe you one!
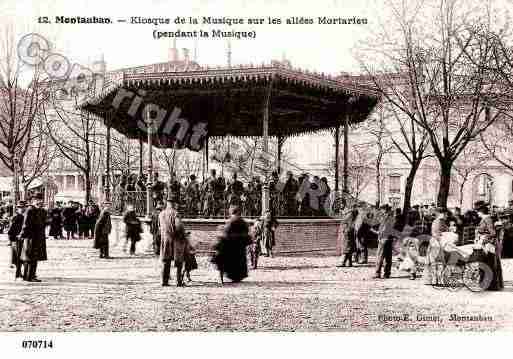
[282,171,299,216]
[202,169,217,217]
[373,204,396,279]
[20,194,48,282]
[8,200,27,279]
[226,172,244,208]
[185,174,200,217]
[151,172,166,208]
[94,201,112,259]
[166,172,181,212]
[159,196,187,287]
[150,201,164,256]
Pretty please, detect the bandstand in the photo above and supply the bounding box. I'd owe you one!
[81,61,378,255]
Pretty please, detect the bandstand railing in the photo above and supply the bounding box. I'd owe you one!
[109,189,348,219]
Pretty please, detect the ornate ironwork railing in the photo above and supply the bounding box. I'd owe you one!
[109,189,354,219]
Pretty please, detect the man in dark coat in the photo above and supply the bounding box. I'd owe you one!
[8,201,27,279]
[123,204,142,255]
[373,205,396,279]
[202,169,217,217]
[20,195,48,282]
[282,171,299,216]
[151,172,166,208]
[85,200,100,239]
[226,172,244,208]
[211,205,251,284]
[62,201,77,240]
[150,202,164,256]
[159,198,187,287]
[48,202,63,239]
[167,172,181,210]
[94,202,112,258]
[215,175,227,216]
[184,174,200,217]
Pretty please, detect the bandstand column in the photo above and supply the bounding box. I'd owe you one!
[146,109,153,218]
[343,115,349,193]
[138,136,144,176]
[104,112,112,201]
[277,135,285,175]
[261,80,272,216]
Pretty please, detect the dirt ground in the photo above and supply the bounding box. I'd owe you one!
[1,238,512,332]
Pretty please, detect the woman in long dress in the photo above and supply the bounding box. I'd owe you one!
[476,205,504,291]
[211,205,251,284]
[94,205,112,259]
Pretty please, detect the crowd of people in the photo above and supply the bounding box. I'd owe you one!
[4,187,511,291]
[114,169,333,218]
[338,200,511,291]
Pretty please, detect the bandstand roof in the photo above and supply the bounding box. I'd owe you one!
[80,62,379,150]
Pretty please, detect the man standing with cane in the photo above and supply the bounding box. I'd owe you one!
[20,194,48,282]
[159,193,187,287]
[8,200,26,279]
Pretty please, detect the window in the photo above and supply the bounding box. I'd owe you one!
[389,175,401,194]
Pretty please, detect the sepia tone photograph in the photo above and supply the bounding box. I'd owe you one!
[1,0,513,346]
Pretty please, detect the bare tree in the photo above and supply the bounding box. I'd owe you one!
[0,27,47,202]
[329,143,374,201]
[359,107,394,207]
[42,90,103,203]
[357,0,505,207]
[480,118,513,174]
[453,141,489,207]
[20,115,58,198]
[384,102,430,211]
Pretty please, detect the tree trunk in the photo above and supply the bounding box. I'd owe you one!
[459,184,464,208]
[85,173,91,204]
[376,170,381,208]
[403,163,420,213]
[437,161,453,208]
[12,175,19,204]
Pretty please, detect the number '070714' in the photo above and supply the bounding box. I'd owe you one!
[21,340,53,349]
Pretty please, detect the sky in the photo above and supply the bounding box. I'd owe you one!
[2,0,513,177]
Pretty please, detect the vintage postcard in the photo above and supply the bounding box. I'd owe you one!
[1,0,513,356]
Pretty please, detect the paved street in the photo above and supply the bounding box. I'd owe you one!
[1,236,513,332]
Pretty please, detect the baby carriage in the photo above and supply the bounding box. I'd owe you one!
[436,232,489,291]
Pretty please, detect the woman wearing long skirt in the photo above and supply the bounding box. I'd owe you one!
[211,205,251,284]
[94,204,112,259]
[476,205,504,291]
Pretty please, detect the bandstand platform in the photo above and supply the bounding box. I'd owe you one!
[109,215,344,256]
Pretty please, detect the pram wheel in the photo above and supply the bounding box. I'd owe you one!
[462,261,492,292]
[441,265,464,291]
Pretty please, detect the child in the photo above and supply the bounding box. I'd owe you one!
[183,232,197,282]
